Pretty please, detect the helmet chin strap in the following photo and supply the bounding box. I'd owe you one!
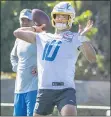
[55,23,67,30]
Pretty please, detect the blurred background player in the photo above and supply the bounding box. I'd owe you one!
[10,9,38,116]
[13,3,96,116]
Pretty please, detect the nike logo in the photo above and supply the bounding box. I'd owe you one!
[70,100,74,102]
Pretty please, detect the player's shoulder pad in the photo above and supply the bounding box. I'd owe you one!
[43,32,54,38]
[38,32,54,41]
[78,35,90,42]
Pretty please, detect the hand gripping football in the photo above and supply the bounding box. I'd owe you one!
[32,9,51,31]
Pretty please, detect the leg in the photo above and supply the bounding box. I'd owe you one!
[56,88,77,116]
[25,90,37,116]
[13,93,27,116]
[60,104,77,116]
[33,89,55,116]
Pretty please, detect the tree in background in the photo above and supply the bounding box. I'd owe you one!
[1,1,110,81]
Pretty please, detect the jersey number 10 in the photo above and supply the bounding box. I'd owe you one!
[42,40,62,61]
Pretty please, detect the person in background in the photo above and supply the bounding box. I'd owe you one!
[10,9,38,116]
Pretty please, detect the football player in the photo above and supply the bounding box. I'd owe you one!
[13,2,96,116]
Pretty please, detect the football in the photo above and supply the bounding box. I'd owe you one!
[32,9,51,31]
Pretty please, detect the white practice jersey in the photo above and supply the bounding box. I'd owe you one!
[36,31,86,90]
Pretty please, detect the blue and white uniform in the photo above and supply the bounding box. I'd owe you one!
[34,31,88,115]
[36,31,83,90]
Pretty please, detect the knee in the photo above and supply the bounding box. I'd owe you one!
[60,104,77,116]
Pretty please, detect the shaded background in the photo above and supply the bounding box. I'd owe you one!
[1,0,110,81]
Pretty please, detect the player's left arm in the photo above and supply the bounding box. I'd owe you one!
[76,20,96,63]
[79,41,96,63]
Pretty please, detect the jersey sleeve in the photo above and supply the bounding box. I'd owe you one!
[72,34,82,50]
[35,33,39,43]
[78,35,89,43]
[35,31,47,44]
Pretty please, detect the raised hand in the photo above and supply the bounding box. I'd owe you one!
[78,20,93,36]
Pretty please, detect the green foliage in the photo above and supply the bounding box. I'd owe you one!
[75,1,82,10]
[1,1,110,81]
[74,10,92,24]
[73,10,98,39]
[45,1,60,8]
[96,54,105,71]
[86,27,98,39]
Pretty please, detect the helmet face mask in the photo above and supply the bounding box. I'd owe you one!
[51,2,75,30]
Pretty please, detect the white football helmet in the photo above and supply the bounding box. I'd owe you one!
[51,2,75,30]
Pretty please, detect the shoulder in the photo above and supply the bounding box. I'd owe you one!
[68,32,83,48]
[37,32,51,37]
[78,35,89,43]
[71,31,89,43]
[68,31,80,42]
[37,32,54,41]
[41,32,53,37]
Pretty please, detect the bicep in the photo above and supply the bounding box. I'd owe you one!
[14,30,36,44]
